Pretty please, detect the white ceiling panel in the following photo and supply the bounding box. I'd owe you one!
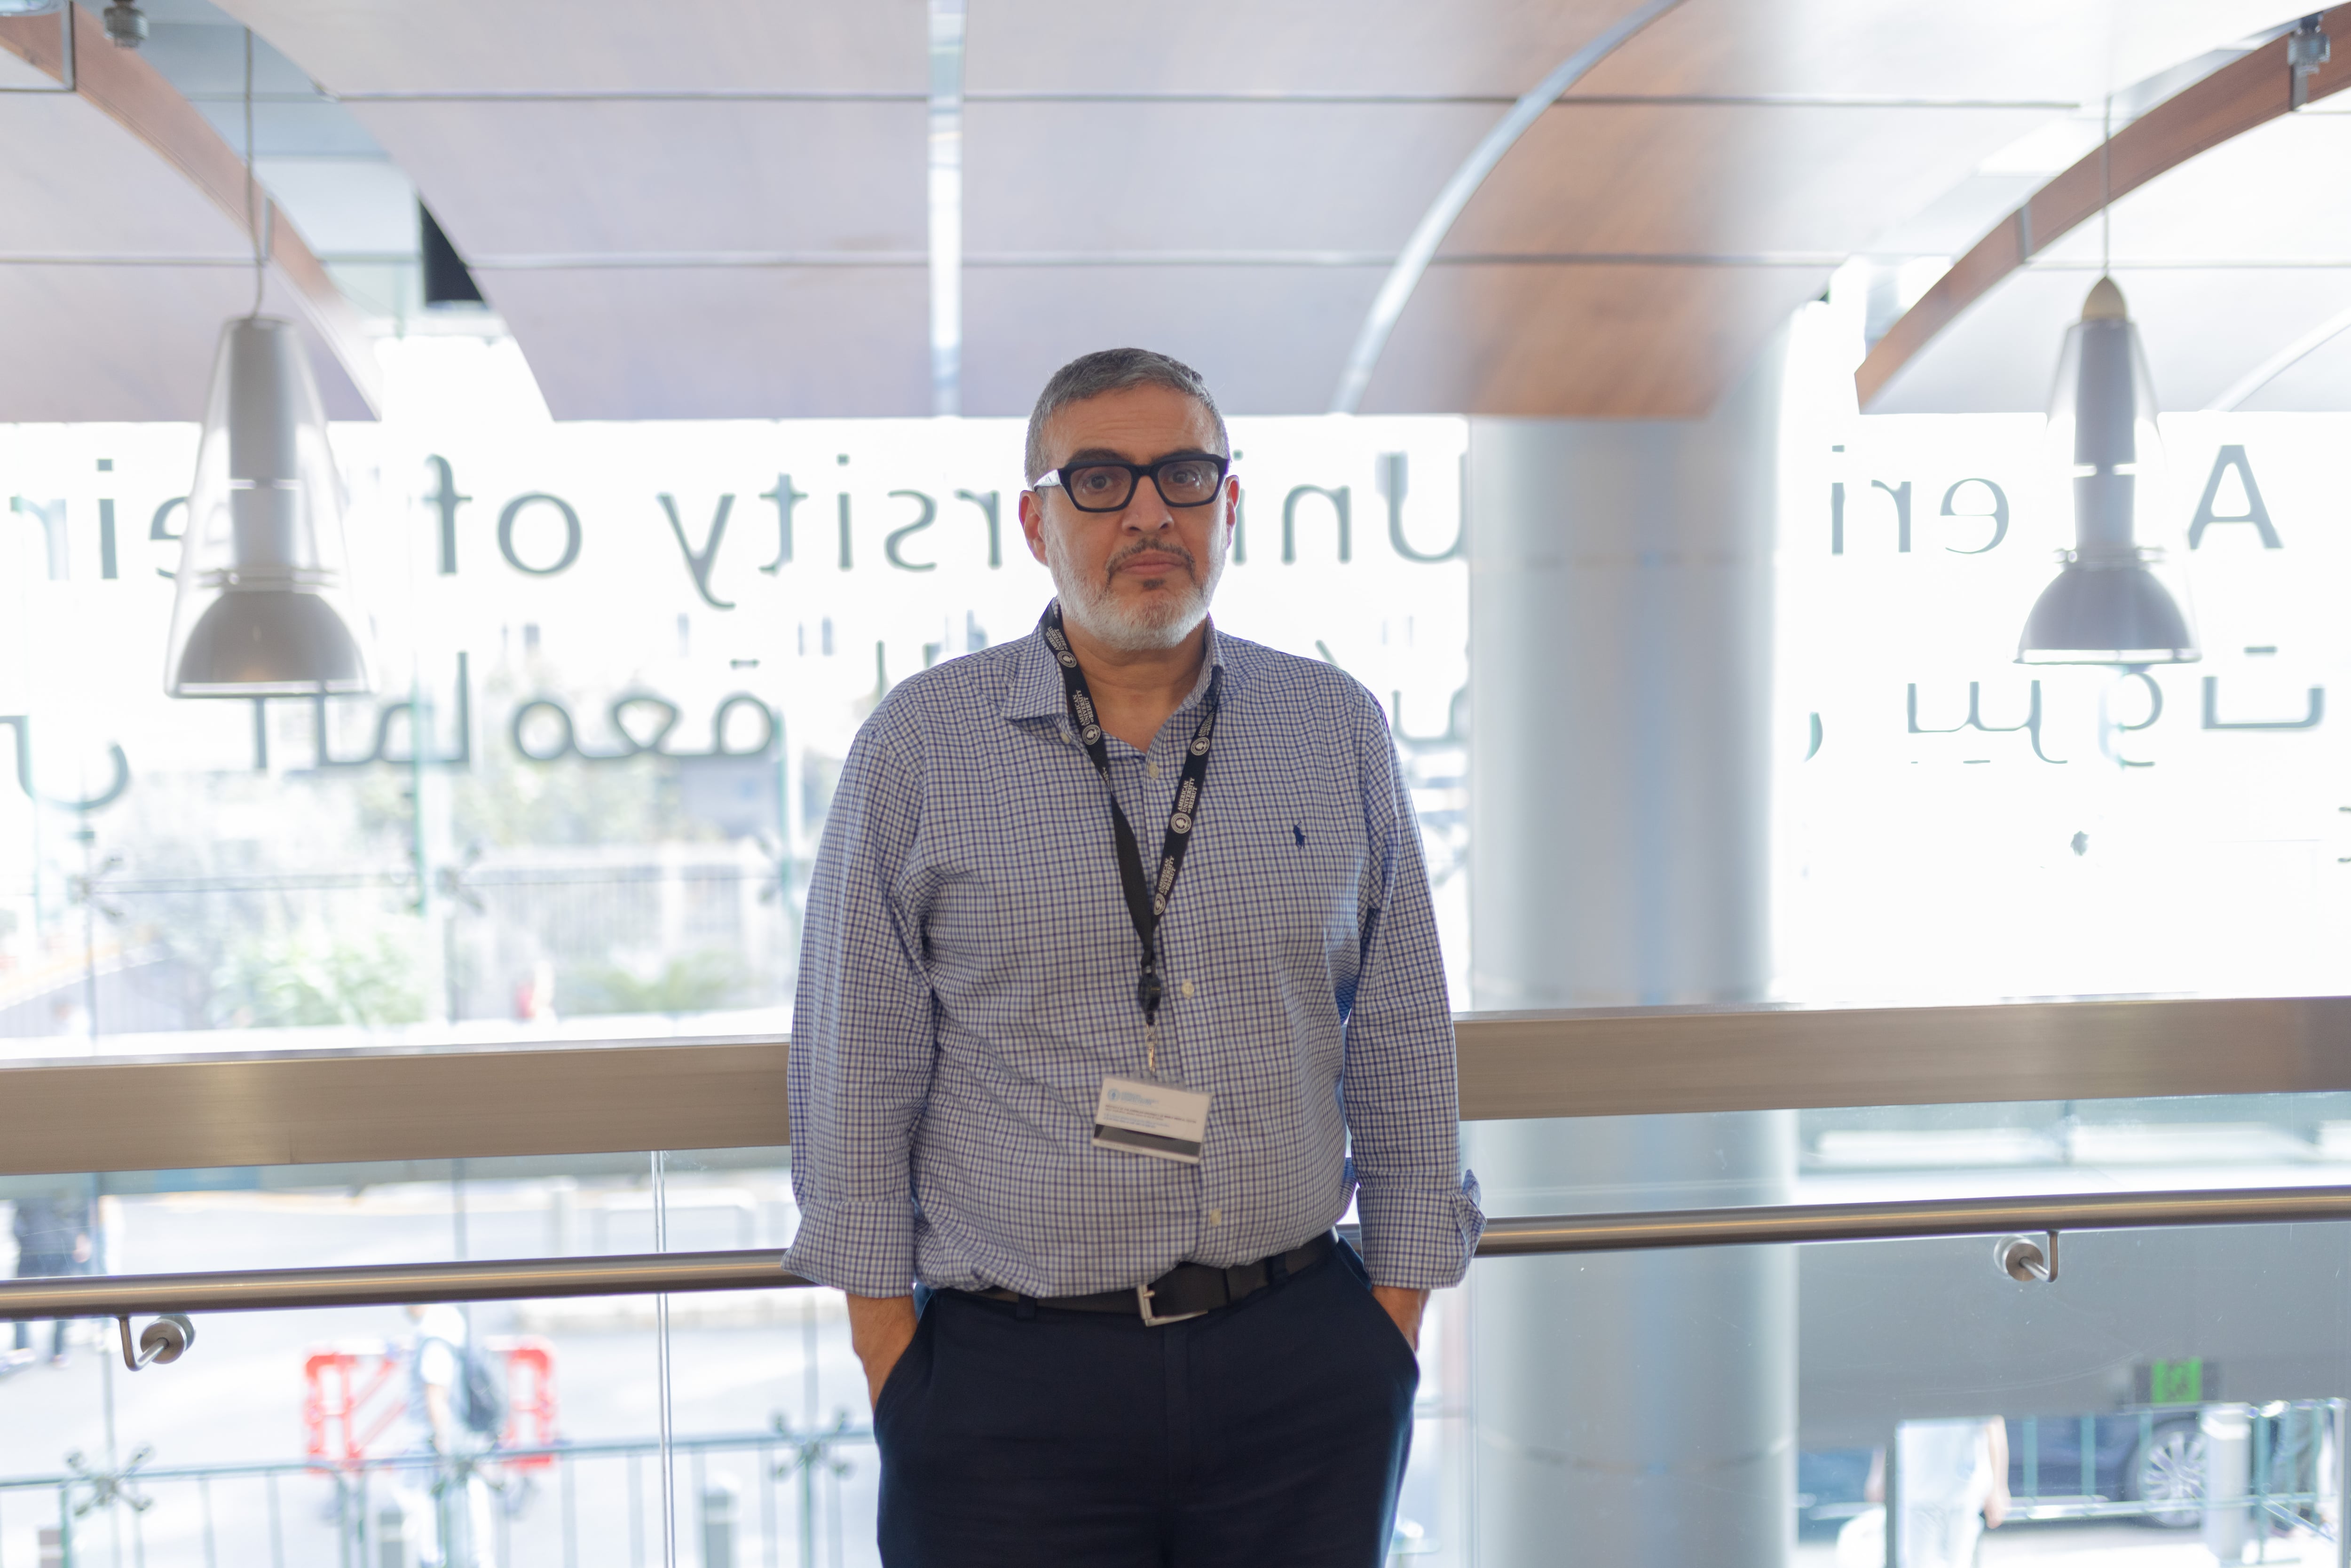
[964,0,1639,96]
[0,264,371,421]
[1874,266,2351,413]
[213,0,924,95]
[962,102,1491,254]
[479,266,929,420]
[2028,111,2351,266]
[347,100,925,259]
[0,87,256,258]
[2242,317,2351,409]
[961,265,1383,418]
[1583,0,2306,103]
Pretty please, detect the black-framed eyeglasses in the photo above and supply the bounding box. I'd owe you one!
[1033,453,1230,513]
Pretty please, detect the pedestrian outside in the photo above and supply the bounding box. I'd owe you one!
[10,1189,94,1366]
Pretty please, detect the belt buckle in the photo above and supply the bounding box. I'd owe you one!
[1136,1282,1206,1327]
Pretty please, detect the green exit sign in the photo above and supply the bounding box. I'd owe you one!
[2148,1359,2205,1405]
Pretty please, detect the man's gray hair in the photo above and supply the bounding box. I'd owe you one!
[1023,348,1230,483]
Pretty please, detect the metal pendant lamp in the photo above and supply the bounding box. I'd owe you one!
[2015,276,2198,666]
[163,29,372,698]
[163,317,372,695]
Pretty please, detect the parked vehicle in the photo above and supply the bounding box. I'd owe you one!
[1799,1403,2333,1536]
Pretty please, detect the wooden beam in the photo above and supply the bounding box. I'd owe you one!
[4,995,2351,1176]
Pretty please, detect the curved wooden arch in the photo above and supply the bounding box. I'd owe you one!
[1856,7,2351,410]
[0,6,382,415]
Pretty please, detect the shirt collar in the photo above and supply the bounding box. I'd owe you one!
[1001,601,1238,726]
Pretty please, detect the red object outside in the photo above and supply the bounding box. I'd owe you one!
[305,1336,559,1472]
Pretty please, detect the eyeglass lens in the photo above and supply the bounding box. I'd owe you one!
[1063,457,1224,512]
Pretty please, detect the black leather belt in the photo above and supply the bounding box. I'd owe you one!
[967,1232,1336,1326]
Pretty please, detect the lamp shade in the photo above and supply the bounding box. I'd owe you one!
[164,318,373,697]
[2017,278,2197,665]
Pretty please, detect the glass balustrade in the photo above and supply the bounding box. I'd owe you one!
[0,1135,1474,1568]
[0,1088,2333,1564]
[0,1085,2346,1565]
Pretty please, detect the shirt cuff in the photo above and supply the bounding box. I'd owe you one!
[1354,1168,1485,1291]
[784,1196,917,1298]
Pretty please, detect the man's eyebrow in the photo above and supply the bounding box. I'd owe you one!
[1058,445,1219,466]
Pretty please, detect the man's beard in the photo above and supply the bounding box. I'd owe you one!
[1045,526,1226,653]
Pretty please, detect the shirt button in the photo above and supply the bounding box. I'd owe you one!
[1207,1209,1221,1226]
[1182,980,1194,998]
[1147,761,1161,778]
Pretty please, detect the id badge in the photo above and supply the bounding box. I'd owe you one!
[1092,1076,1212,1164]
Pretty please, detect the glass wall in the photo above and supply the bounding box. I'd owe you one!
[1780,301,2351,1006]
[0,340,1471,1054]
[11,324,2348,1054]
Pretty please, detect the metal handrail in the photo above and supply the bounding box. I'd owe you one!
[0,1428,872,1491]
[8,1182,2351,1321]
[1470,1182,2351,1254]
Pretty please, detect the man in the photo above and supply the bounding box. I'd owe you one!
[398,1302,497,1568]
[1895,1418,2010,1568]
[11,1189,94,1366]
[788,347,1482,1566]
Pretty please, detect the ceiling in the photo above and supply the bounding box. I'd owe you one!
[11,0,2345,419]
[1874,100,2351,413]
[0,6,376,421]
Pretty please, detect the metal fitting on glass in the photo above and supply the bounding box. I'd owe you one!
[1996,1232,2059,1283]
[116,1312,195,1371]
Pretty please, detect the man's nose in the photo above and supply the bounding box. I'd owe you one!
[1122,485,1175,529]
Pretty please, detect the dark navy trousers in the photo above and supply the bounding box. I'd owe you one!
[874,1241,1419,1567]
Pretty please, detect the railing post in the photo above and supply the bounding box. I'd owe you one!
[2256,1409,2273,1544]
[701,1476,738,1568]
[1881,1429,1899,1568]
[2334,1401,2350,1568]
[560,1452,578,1568]
[376,1498,408,1568]
[2204,1404,2254,1563]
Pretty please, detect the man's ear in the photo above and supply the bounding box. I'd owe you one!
[1017,488,1052,565]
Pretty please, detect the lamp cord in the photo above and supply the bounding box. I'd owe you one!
[244,28,263,317]
[2100,93,2112,279]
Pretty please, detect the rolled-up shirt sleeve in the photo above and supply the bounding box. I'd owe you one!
[1342,695,1484,1290]
[786,718,937,1298]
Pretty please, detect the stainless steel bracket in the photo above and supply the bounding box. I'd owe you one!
[1996,1231,2059,1284]
[116,1312,195,1371]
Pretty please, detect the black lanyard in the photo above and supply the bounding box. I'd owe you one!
[1040,605,1221,1058]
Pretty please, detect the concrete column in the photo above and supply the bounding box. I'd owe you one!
[1465,331,1796,1567]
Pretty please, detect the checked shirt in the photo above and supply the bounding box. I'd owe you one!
[786,610,1483,1299]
